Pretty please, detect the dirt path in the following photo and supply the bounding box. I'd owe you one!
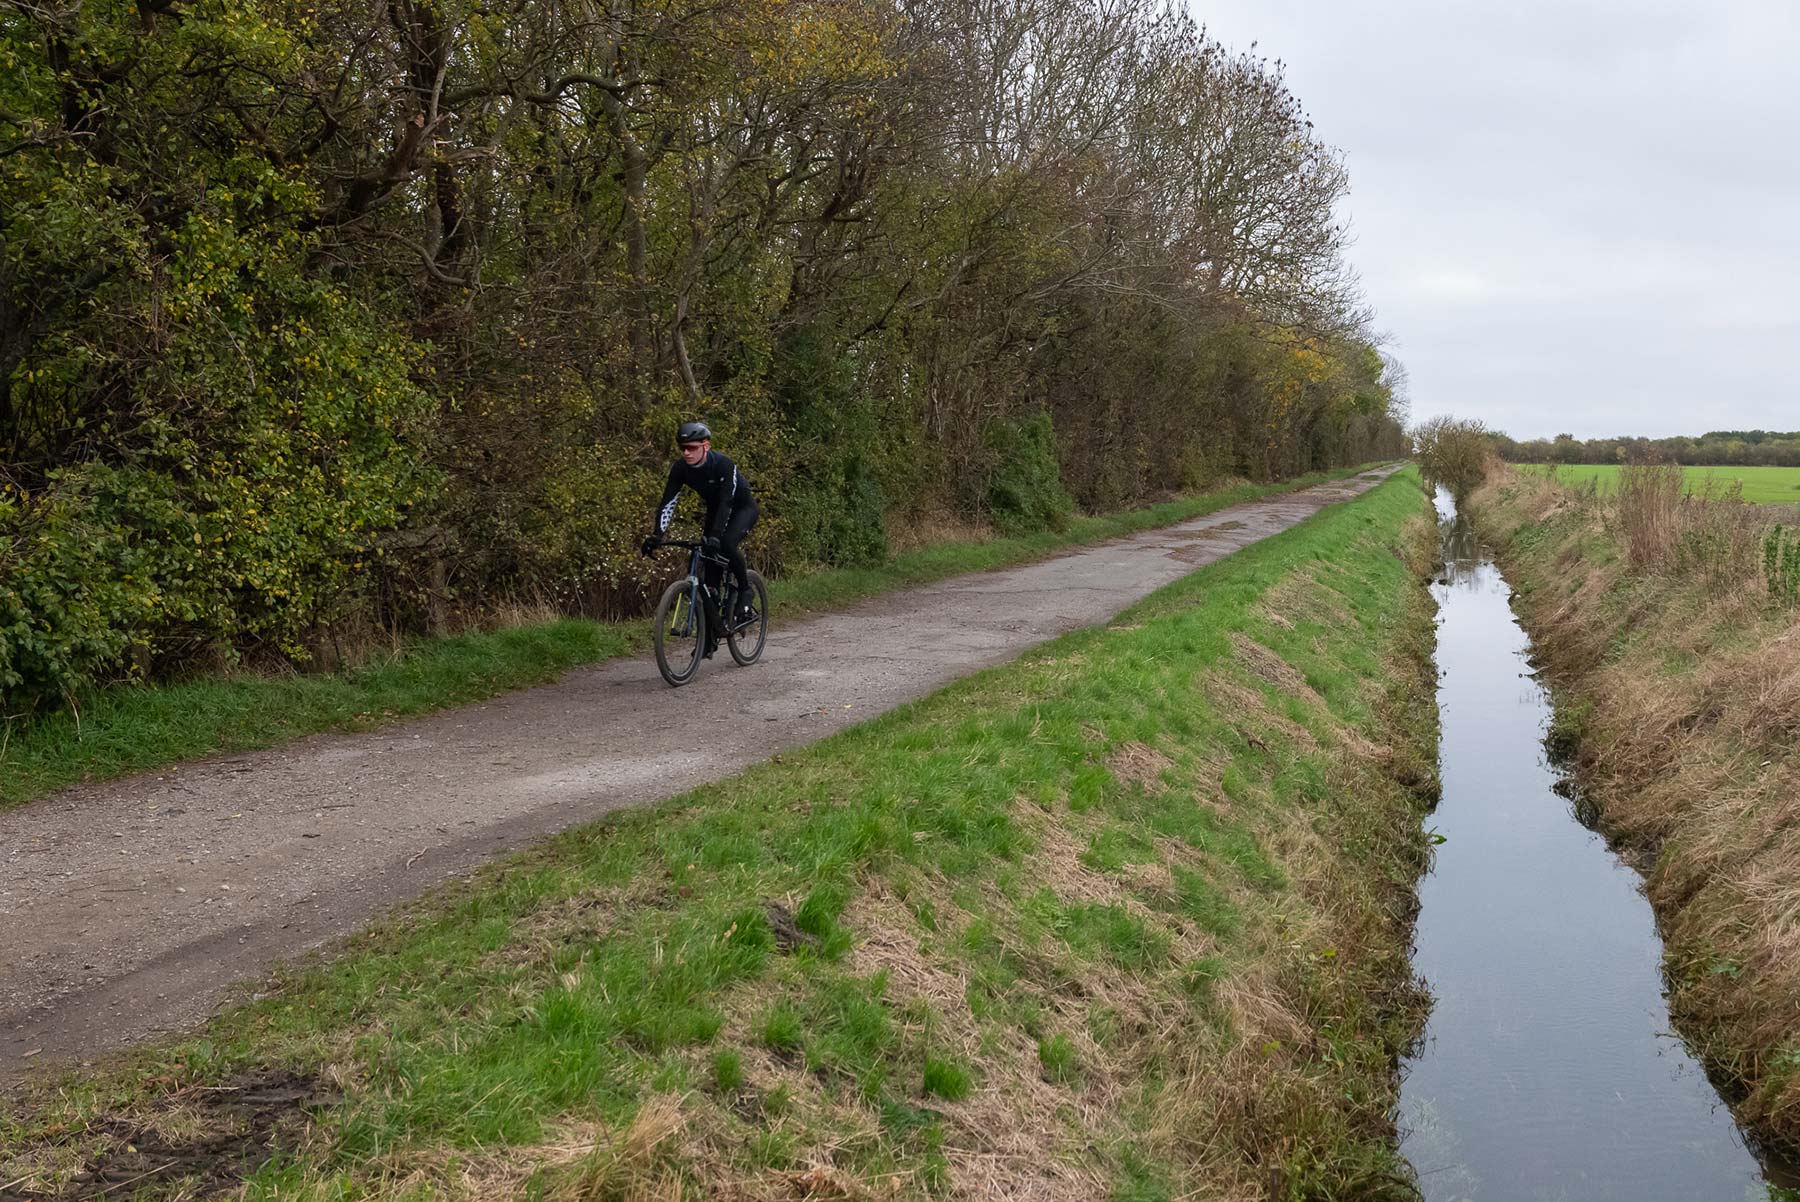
[0,469,1398,1075]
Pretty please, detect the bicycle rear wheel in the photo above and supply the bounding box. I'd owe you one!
[727,569,769,666]
[654,578,705,686]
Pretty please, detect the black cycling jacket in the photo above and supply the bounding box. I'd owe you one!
[654,450,754,540]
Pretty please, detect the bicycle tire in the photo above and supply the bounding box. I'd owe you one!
[727,569,769,666]
[653,577,705,686]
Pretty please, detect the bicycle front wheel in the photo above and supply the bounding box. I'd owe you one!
[653,578,705,686]
[727,570,769,666]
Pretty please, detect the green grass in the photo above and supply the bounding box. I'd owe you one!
[0,464,1386,812]
[1037,1032,1080,1083]
[0,469,1437,1200]
[920,1056,976,1101]
[1520,462,1800,505]
[710,1048,746,1092]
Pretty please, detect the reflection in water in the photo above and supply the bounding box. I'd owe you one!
[1398,489,1799,1200]
[1437,507,1484,587]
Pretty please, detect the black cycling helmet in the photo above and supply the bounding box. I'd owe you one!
[676,420,712,446]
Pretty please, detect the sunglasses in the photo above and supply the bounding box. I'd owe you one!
[679,442,706,451]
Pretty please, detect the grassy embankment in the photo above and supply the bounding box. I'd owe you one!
[1472,466,1800,1156]
[1517,462,1800,505]
[1,472,1438,1201]
[0,465,1385,813]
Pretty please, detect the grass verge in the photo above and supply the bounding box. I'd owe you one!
[1472,466,1800,1158]
[0,469,1439,1201]
[0,464,1385,812]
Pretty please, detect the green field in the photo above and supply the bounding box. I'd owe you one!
[1521,463,1800,505]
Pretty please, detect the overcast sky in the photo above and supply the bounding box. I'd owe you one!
[1193,1,1800,440]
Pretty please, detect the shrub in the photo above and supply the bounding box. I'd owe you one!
[1411,416,1492,504]
[1,169,436,708]
[771,328,890,568]
[0,465,189,711]
[985,412,1075,534]
[1669,483,1761,594]
[781,453,888,568]
[1763,525,1800,607]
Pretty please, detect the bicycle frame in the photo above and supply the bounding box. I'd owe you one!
[664,539,738,622]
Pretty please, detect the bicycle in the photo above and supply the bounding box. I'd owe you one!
[647,539,769,686]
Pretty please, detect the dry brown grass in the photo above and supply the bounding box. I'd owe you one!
[1266,573,1352,627]
[356,1097,695,1202]
[1201,673,1320,753]
[458,881,679,988]
[836,871,1134,1201]
[1106,740,1176,789]
[1127,759,1425,1202]
[1228,632,1315,698]
[823,714,1427,1202]
[884,511,992,555]
[1474,465,1800,1155]
[1608,459,1768,594]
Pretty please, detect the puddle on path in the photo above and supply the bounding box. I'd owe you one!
[1398,489,1800,1201]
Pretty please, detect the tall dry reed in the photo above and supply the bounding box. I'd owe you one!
[1615,461,1766,594]
[1614,459,1682,571]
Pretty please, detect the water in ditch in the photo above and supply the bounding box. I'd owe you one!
[1398,488,1800,1200]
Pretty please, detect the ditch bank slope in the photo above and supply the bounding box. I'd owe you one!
[0,469,1397,1072]
[1471,468,1800,1157]
[1,472,1439,1201]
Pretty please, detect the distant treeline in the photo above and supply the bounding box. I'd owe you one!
[1,0,1404,711]
[1495,431,1800,467]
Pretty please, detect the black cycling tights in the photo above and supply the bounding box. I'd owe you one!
[706,500,759,606]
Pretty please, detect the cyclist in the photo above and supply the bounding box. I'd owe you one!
[640,421,760,657]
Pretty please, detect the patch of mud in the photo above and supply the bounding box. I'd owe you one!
[0,1070,335,1201]
[1166,521,1247,544]
[1165,521,1252,563]
[763,902,819,954]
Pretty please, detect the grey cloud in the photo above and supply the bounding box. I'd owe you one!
[1194,0,1800,438]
